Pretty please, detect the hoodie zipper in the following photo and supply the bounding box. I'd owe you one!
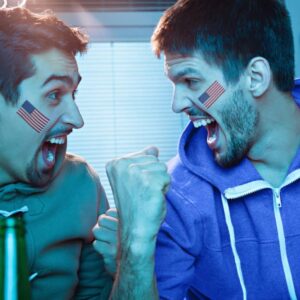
[224,169,300,300]
[272,189,297,300]
[274,188,282,208]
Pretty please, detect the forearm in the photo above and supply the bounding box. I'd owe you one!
[110,239,159,300]
[105,147,170,300]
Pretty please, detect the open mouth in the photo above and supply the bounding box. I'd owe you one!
[41,136,66,169]
[191,117,219,149]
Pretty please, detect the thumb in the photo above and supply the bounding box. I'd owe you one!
[143,146,159,158]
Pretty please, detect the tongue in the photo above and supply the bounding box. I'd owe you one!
[206,122,218,146]
[42,142,58,168]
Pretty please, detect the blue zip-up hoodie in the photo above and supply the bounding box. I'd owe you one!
[156,79,300,300]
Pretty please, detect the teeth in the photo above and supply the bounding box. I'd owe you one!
[47,152,54,162]
[193,118,215,128]
[47,136,66,145]
[193,120,202,128]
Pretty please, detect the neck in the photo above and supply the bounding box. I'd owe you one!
[248,91,300,187]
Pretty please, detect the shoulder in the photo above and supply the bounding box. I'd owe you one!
[51,153,108,213]
[167,155,214,206]
[63,152,99,181]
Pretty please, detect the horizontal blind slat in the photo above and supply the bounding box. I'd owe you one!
[68,42,187,206]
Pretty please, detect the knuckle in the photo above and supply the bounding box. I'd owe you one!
[106,157,128,174]
[98,213,106,221]
[129,163,141,176]
[93,240,103,252]
[145,154,158,162]
[116,157,128,169]
[141,170,153,186]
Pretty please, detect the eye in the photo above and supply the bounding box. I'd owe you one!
[184,78,199,89]
[47,90,63,103]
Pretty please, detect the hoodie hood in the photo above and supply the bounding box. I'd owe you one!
[178,79,300,193]
[0,181,48,201]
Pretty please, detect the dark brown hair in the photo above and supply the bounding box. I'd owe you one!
[0,7,88,105]
[152,0,294,92]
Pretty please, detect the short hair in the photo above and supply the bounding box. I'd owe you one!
[0,7,88,105]
[152,0,295,92]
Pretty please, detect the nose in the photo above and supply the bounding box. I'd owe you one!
[61,99,84,129]
[172,88,192,113]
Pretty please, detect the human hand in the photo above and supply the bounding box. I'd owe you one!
[93,208,118,277]
[106,146,170,250]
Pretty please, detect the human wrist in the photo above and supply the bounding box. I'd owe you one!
[119,228,157,259]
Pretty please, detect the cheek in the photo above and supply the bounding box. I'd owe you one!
[18,100,51,133]
[197,81,226,109]
[0,109,45,162]
[12,116,45,154]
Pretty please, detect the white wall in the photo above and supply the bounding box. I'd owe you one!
[58,3,300,76]
[57,11,162,42]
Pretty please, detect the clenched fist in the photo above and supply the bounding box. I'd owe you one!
[106,146,170,249]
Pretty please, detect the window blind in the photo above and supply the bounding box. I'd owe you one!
[27,0,176,12]
[68,42,187,207]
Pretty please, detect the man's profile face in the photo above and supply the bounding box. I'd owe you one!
[0,48,84,186]
[164,51,259,167]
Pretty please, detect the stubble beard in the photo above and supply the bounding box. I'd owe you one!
[26,157,52,187]
[216,89,259,168]
[25,148,55,187]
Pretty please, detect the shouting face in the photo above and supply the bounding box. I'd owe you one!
[0,48,84,186]
[165,51,259,167]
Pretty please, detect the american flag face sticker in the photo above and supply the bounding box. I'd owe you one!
[198,81,225,109]
[17,100,50,133]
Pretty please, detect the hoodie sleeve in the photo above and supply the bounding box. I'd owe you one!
[155,187,203,300]
[74,242,113,299]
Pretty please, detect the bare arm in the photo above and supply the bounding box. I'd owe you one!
[110,239,158,300]
[106,147,170,300]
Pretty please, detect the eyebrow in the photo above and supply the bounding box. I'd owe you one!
[41,74,82,88]
[167,67,203,82]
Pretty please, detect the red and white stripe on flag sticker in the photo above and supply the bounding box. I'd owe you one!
[17,100,49,133]
[198,81,225,108]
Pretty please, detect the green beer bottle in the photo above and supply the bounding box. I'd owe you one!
[0,212,31,300]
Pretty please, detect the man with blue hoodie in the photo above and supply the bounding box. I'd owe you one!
[94,0,300,299]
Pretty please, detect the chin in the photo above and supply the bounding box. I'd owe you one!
[26,169,54,187]
[26,149,65,187]
[215,151,244,168]
[215,136,252,168]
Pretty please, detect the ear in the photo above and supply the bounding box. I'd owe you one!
[246,57,271,97]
